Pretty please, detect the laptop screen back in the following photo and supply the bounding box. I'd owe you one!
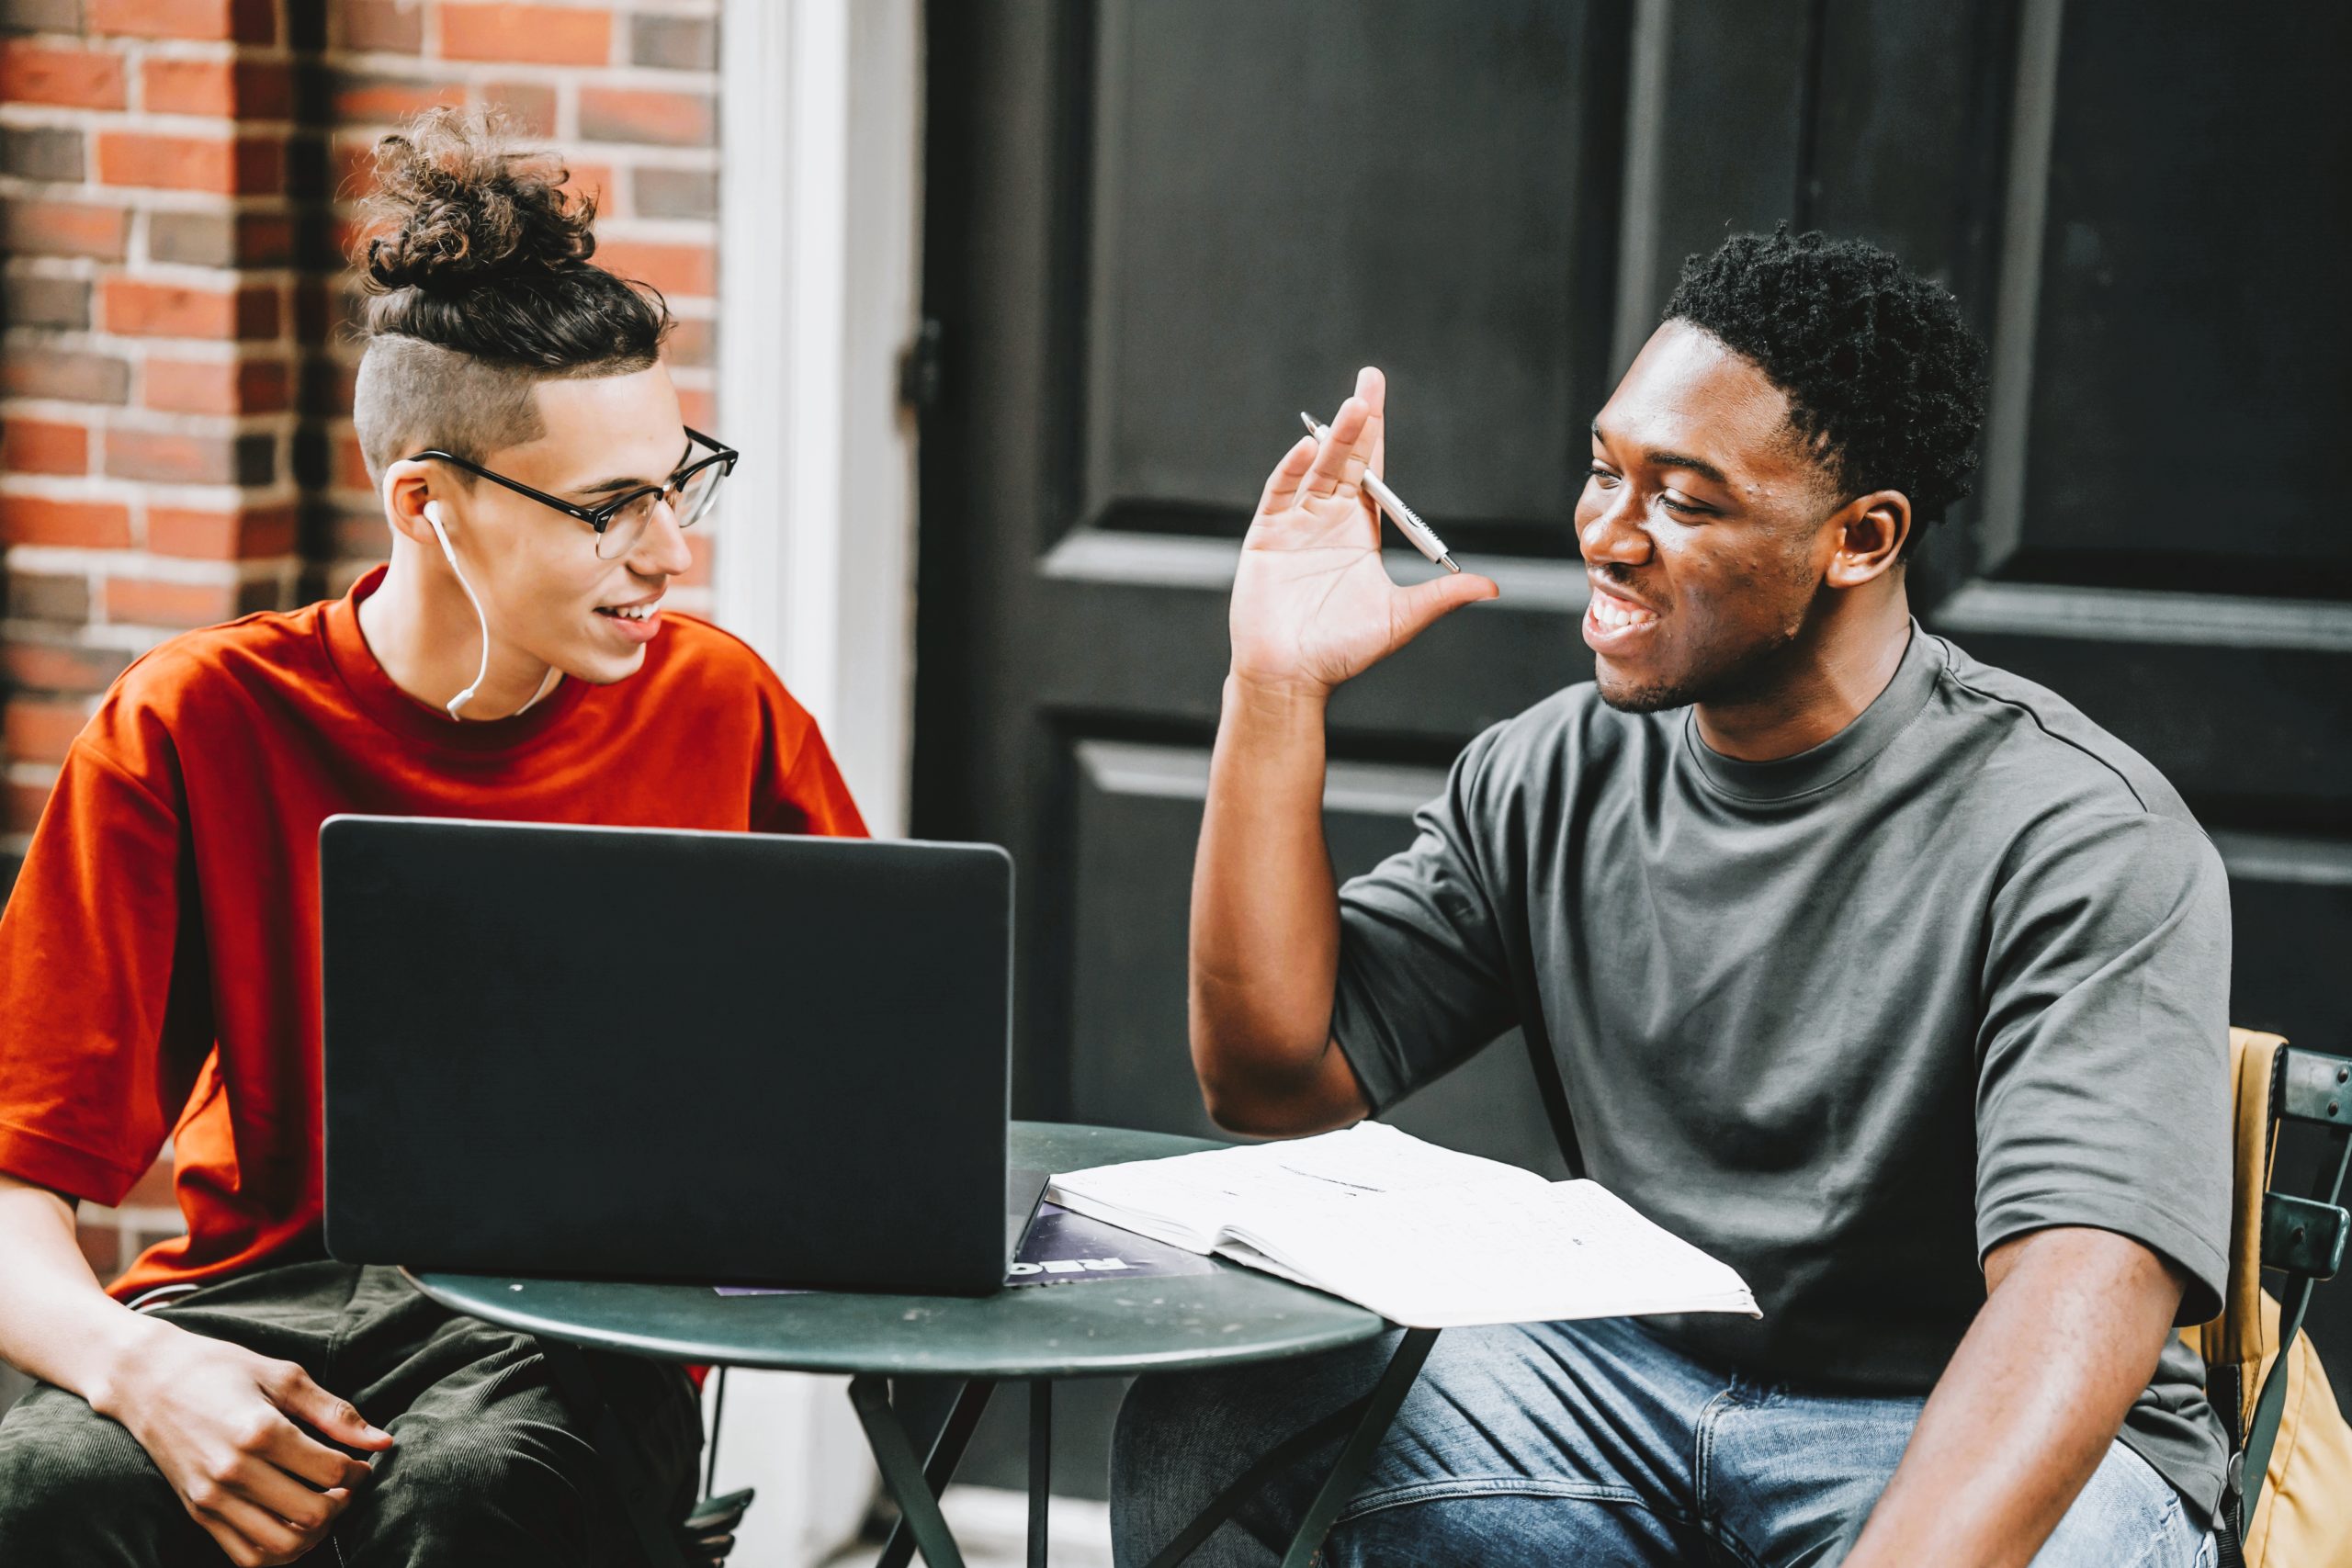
[321,818,1012,1293]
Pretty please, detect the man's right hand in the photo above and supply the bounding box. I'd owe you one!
[1228,366,1498,699]
[96,1315,391,1566]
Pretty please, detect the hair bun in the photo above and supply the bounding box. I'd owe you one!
[356,107,596,296]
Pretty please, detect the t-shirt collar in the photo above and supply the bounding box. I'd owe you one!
[321,564,594,752]
[1678,621,1944,804]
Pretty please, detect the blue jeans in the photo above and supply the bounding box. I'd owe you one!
[1112,1316,2215,1567]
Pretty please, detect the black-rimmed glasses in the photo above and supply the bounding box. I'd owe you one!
[404,427,740,560]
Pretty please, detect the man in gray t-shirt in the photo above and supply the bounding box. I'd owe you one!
[1112,231,2228,1568]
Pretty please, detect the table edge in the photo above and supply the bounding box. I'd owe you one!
[402,1267,1392,1377]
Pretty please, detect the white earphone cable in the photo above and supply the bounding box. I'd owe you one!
[424,502,562,722]
[424,505,490,721]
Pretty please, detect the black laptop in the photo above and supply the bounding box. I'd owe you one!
[319,817,1040,1295]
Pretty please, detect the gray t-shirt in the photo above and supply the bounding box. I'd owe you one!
[1330,624,2232,1517]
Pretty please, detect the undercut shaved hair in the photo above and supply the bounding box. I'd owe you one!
[348,107,672,490]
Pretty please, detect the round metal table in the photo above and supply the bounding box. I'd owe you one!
[409,1122,1437,1568]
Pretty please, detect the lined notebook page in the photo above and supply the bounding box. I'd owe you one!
[1241,1178,1760,1328]
[1051,1123,1758,1330]
[1047,1122,1538,1250]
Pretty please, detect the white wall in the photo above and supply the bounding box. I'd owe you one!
[712,0,925,1561]
[718,0,924,840]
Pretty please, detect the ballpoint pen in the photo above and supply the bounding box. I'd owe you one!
[1298,410,1459,573]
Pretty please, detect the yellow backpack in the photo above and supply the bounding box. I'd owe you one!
[2180,1029,2352,1566]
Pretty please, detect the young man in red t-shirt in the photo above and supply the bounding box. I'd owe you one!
[0,111,864,1565]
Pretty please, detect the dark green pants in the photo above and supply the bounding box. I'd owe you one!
[0,1260,700,1566]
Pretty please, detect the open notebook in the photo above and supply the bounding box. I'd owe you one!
[1046,1122,1758,1330]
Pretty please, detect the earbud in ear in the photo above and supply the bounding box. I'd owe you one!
[422,501,462,570]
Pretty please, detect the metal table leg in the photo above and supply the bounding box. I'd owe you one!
[1277,1328,1437,1568]
[853,1376,972,1568]
[539,1338,695,1568]
[876,1379,997,1568]
[1143,1327,1439,1568]
[1028,1381,1053,1568]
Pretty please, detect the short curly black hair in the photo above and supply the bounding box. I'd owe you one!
[1663,227,1988,554]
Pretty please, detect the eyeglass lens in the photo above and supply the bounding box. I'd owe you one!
[594,460,727,561]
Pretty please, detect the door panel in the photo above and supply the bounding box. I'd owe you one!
[1081,1,1628,542]
[2018,5,2351,589]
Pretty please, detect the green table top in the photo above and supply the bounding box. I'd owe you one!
[407,1121,1389,1379]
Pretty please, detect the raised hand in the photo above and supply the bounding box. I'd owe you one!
[102,1318,390,1565]
[1228,367,1498,699]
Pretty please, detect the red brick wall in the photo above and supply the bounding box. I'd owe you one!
[0,0,722,1278]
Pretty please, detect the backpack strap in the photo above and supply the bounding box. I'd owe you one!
[2239,1046,2352,1526]
[2214,1511,2250,1568]
[2204,1029,2284,1547]
[2211,1032,2285,1422]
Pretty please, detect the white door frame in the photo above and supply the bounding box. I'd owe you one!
[710,4,923,1561]
[718,0,923,839]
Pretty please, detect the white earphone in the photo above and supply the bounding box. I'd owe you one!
[423,501,491,721]
[419,499,560,722]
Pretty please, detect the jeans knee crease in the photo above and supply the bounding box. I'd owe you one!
[1690,1388,1739,1513]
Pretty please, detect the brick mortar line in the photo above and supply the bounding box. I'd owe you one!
[4,334,310,365]
[2,391,322,415]
[0,256,117,275]
[1,429,326,456]
[1,513,309,545]
[0,131,717,179]
[0,180,315,219]
[322,135,725,172]
[7,305,315,329]
[3,474,305,504]
[11,303,326,333]
[0,418,309,446]
[0,125,323,149]
[0,39,299,64]
[0,337,311,363]
[0,171,308,201]
[1,622,165,657]
[18,113,313,136]
[0,107,311,134]
[326,55,720,88]
[3,546,300,585]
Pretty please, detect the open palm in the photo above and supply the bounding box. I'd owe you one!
[1229,367,1498,694]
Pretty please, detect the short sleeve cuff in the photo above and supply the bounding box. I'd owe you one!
[1328,961,1416,1117]
[1978,1188,2228,1327]
[0,1119,144,1208]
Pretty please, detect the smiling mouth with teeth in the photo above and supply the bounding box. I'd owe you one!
[1589,592,1658,630]
[597,602,660,621]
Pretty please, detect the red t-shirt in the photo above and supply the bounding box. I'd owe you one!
[0,566,867,1303]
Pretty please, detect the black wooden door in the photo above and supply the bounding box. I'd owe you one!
[914,0,2352,1490]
